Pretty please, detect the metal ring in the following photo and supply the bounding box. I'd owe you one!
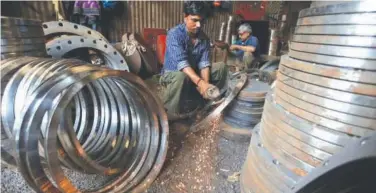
[42,21,107,40]
[281,55,376,84]
[1,57,168,192]
[46,35,129,71]
[279,64,376,96]
[294,25,376,36]
[299,1,376,18]
[291,35,376,48]
[288,50,376,71]
[297,13,376,26]
[289,42,376,60]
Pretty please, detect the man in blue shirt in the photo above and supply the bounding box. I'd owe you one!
[230,23,260,70]
[161,1,227,119]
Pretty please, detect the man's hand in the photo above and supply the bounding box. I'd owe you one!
[229,45,239,51]
[197,80,211,97]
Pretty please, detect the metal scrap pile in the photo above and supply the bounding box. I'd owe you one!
[240,1,376,192]
[1,17,169,193]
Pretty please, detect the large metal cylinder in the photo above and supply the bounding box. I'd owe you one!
[268,29,279,56]
[240,1,376,192]
[225,16,233,44]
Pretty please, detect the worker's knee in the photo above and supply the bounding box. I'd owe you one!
[173,72,189,84]
[161,71,188,86]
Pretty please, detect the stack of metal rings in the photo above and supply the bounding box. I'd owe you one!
[240,1,376,192]
[0,57,168,193]
[1,17,47,59]
[43,21,129,71]
[221,74,270,141]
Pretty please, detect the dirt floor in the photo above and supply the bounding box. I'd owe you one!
[147,117,250,193]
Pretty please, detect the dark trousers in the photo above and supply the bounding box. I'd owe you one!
[160,62,227,115]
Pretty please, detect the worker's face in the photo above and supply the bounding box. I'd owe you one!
[239,31,250,41]
[184,15,203,34]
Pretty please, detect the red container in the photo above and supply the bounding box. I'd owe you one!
[156,34,167,65]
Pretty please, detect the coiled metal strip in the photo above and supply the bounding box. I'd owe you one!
[46,35,129,71]
[0,57,168,192]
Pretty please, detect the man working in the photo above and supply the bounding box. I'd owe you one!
[229,23,260,70]
[161,1,227,119]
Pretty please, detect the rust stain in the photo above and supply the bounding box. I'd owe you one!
[293,168,308,176]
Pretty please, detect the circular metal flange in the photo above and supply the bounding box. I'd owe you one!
[299,1,376,18]
[288,50,376,71]
[42,21,107,40]
[279,64,376,97]
[296,12,376,26]
[277,72,376,108]
[219,119,252,142]
[237,78,270,101]
[294,25,376,36]
[46,35,129,71]
[281,55,376,84]
[291,35,376,48]
[276,80,376,119]
[289,42,376,60]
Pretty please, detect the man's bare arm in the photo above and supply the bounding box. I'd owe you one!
[182,67,210,95]
[230,45,255,52]
[182,66,202,85]
[200,67,210,83]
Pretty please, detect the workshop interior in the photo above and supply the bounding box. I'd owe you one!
[1,1,376,193]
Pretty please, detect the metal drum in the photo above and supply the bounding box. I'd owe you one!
[240,1,376,192]
[1,17,47,59]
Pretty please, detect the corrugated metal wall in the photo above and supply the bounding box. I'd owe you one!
[3,1,234,43]
[109,1,234,42]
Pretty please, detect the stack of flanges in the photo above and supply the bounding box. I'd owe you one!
[240,1,376,193]
[42,20,129,71]
[1,17,47,59]
[0,57,168,193]
[221,73,270,141]
[1,17,168,193]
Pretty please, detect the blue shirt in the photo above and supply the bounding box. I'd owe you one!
[233,36,260,59]
[162,23,211,73]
